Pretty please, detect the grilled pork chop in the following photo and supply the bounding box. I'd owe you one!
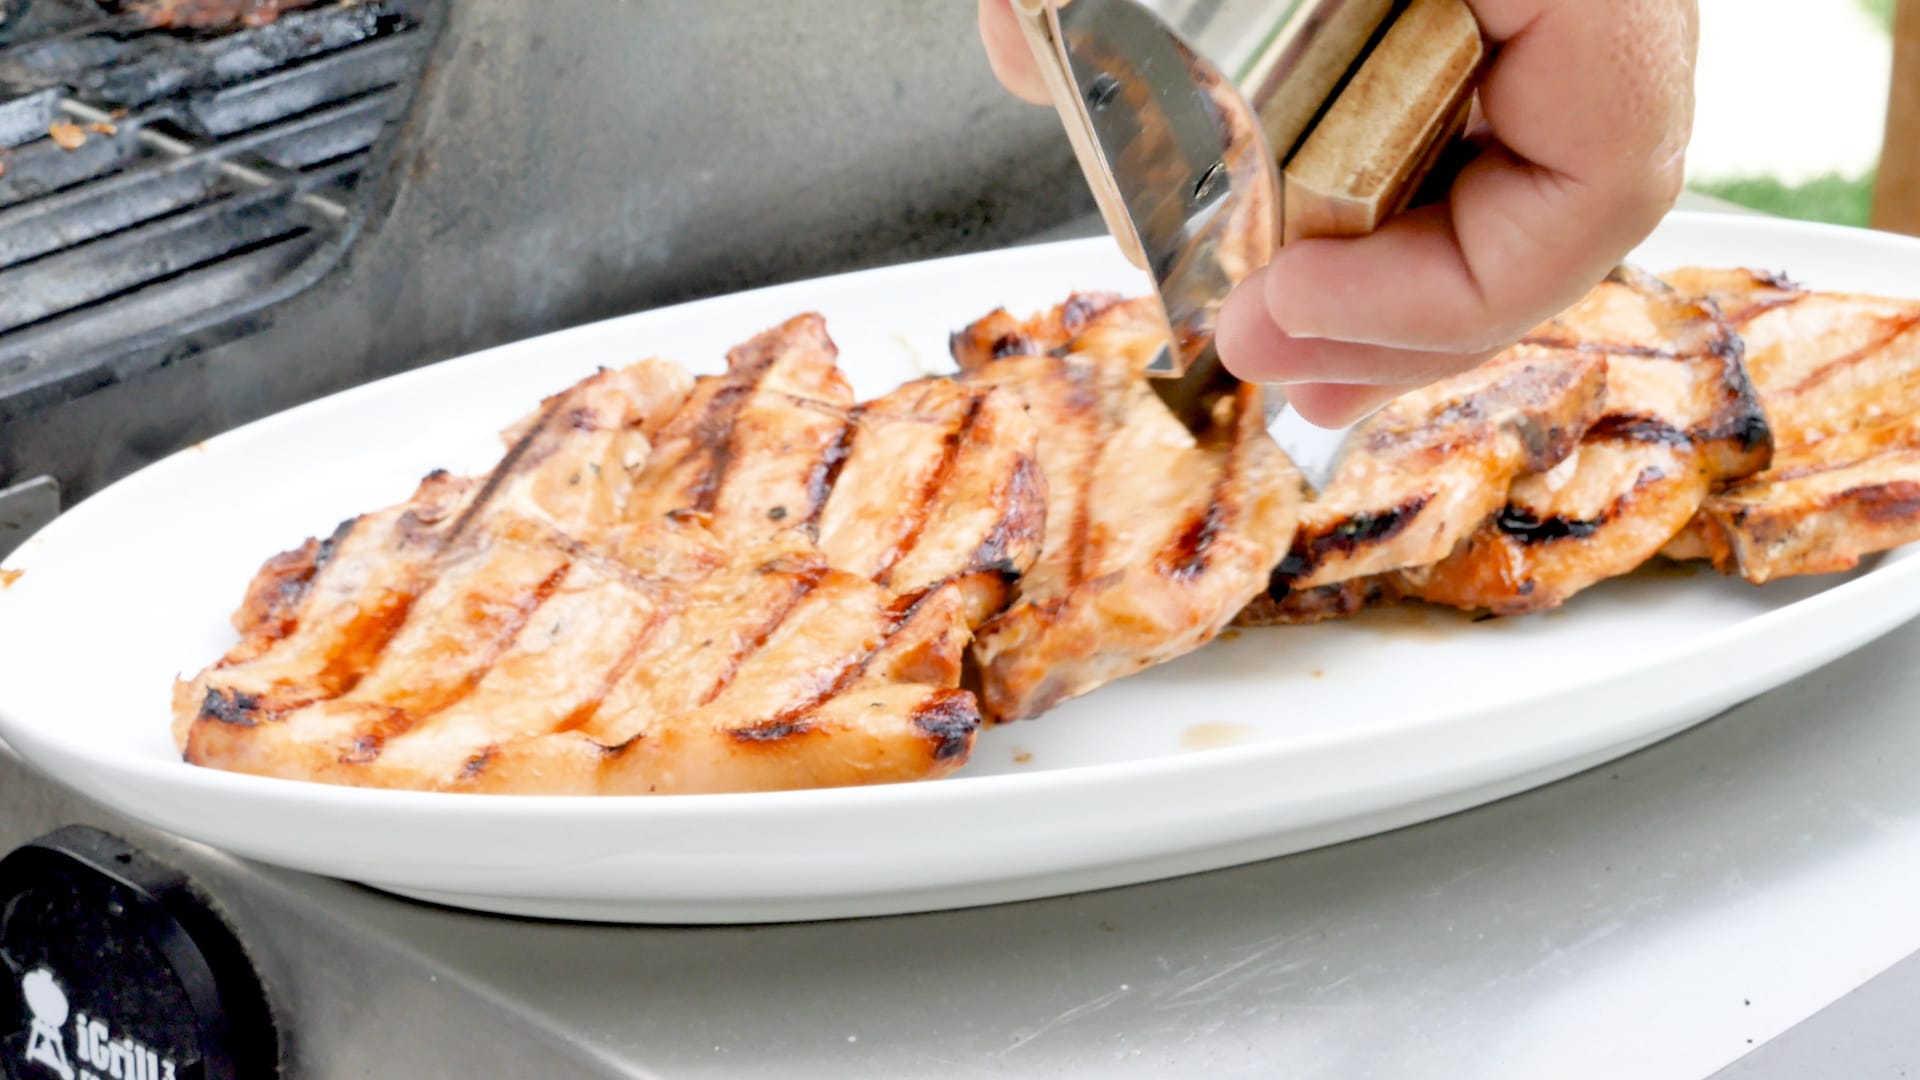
[1237,341,1611,626]
[1658,269,1920,582]
[117,0,328,29]
[176,316,1045,794]
[951,295,1305,722]
[1400,269,1772,614]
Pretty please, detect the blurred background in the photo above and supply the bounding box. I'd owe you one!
[1689,0,1899,225]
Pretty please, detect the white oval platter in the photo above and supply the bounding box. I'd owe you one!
[1,211,1917,923]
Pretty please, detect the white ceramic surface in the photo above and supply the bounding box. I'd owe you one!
[3,212,1919,924]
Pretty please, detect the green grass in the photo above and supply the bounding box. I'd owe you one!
[1687,4,1889,227]
[1689,170,1879,227]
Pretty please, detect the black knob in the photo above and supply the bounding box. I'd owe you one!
[0,826,278,1080]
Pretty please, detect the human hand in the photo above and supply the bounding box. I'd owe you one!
[978,0,1699,427]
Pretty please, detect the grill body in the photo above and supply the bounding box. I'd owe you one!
[0,0,1087,525]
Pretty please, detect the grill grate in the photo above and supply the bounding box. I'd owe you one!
[0,0,439,416]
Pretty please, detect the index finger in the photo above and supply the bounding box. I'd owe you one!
[979,0,1051,105]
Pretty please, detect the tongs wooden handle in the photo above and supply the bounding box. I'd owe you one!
[1277,0,1484,243]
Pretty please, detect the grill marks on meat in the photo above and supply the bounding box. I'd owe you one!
[177,317,1045,794]
[814,377,1047,627]
[1399,269,1771,614]
[623,315,854,535]
[1658,269,1920,582]
[1280,345,1611,594]
[1239,333,1613,626]
[953,296,1304,722]
[1239,268,1777,625]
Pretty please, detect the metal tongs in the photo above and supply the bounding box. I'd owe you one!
[1012,0,1485,435]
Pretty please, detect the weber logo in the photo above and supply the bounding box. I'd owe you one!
[16,968,176,1080]
[1,828,277,1080]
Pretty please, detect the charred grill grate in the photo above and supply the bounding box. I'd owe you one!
[0,0,440,417]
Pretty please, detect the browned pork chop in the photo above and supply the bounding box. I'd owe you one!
[1235,341,1610,626]
[175,316,1045,794]
[118,0,328,29]
[1657,268,1920,582]
[951,296,1305,722]
[1400,269,1771,614]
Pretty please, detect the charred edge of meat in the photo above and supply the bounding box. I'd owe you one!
[911,690,979,760]
[971,454,1047,576]
[949,312,1021,369]
[803,406,861,528]
[1700,410,1775,455]
[269,542,323,608]
[728,718,820,744]
[1275,496,1431,582]
[1587,415,1692,448]
[199,687,263,727]
[240,536,323,638]
[317,516,356,567]
[1705,332,1775,456]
